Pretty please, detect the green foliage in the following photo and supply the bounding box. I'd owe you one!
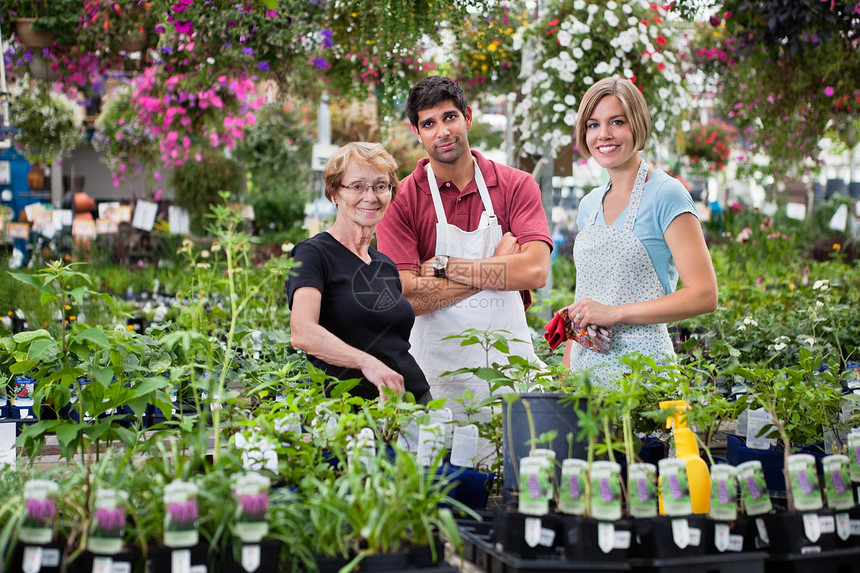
[171,152,243,233]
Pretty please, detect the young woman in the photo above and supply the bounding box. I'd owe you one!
[562,78,718,385]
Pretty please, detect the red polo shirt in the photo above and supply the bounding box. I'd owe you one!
[376,150,552,309]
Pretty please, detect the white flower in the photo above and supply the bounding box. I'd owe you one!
[574,0,586,9]
[628,16,639,26]
[582,38,592,51]
[1,316,11,330]
[652,52,664,64]
[803,337,816,347]
[595,61,610,74]
[816,300,824,307]
[622,3,633,14]
[737,324,746,331]
[572,47,584,59]
[654,118,665,132]
[607,0,618,9]
[605,10,620,28]
[743,317,758,326]
[583,76,594,85]
[774,342,787,351]
[812,279,829,291]
[557,30,572,47]
[587,3,599,15]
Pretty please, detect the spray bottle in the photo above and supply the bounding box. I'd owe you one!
[658,400,710,514]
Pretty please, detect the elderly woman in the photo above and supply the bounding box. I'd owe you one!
[287,142,431,403]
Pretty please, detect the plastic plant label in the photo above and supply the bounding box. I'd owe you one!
[802,512,821,543]
[746,408,776,450]
[822,454,854,511]
[613,529,631,549]
[708,464,738,521]
[755,517,770,545]
[659,458,693,517]
[22,546,42,573]
[88,489,127,555]
[524,516,541,547]
[346,428,376,472]
[850,519,860,536]
[518,456,552,516]
[171,549,192,573]
[713,523,730,553]
[836,512,851,541]
[163,480,199,548]
[13,376,35,407]
[737,461,773,516]
[20,479,59,544]
[241,544,261,572]
[818,514,835,533]
[728,534,744,552]
[532,448,557,501]
[597,521,615,554]
[671,518,690,549]
[233,473,270,543]
[558,458,588,515]
[627,462,658,518]
[92,556,113,573]
[788,453,823,511]
[417,408,453,467]
[848,431,860,483]
[450,424,479,468]
[589,461,622,522]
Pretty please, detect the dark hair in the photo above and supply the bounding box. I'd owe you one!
[406,76,469,128]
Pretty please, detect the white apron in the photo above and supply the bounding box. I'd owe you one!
[409,158,541,413]
[570,159,675,387]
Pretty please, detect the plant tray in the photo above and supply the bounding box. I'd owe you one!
[764,546,860,573]
[627,551,768,573]
[460,525,630,572]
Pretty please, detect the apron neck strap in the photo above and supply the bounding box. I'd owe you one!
[426,157,495,225]
[588,158,649,229]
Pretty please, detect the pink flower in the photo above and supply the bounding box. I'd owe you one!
[824,86,834,96]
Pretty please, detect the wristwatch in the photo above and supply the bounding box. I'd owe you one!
[432,255,449,279]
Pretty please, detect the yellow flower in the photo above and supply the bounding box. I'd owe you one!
[127,325,135,330]
[487,42,498,52]
[69,316,76,321]
[6,311,11,316]
[833,243,841,250]
[65,305,71,310]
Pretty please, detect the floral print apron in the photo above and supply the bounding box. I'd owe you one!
[571,159,675,387]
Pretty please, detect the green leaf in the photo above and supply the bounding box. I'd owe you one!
[26,338,59,361]
[12,329,52,344]
[92,367,114,389]
[55,422,84,450]
[9,360,36,374]
[8,272,43,290]
[74,327,110,349]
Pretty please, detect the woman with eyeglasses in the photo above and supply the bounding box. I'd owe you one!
[286,142,431,403]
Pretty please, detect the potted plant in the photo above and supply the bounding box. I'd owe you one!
[8,75,84,164]
[0,0,82,49]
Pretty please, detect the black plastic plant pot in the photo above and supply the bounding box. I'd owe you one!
[761,509,836,555]
[630,515,708,558]
[562,515,632,562]
[9,542,65,573]
[312,554,351,573]
[408,533,444,568]
[704,517,760,554]
[502,393,586,495]
[357,551,409,571]
[67,550,141,573]
[835,506,860,549]
[491,506,563,559]
[147,542,210,572]
[221,539,282,573]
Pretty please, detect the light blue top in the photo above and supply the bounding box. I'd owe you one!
[576,169,698,295]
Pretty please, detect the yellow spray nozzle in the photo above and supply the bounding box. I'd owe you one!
[659,400,689,430]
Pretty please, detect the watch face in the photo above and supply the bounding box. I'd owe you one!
[433,255,448,270]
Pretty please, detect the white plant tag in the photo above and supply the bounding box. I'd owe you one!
[746,409,775,450]
[613,529,631,549]
[728,534,744,552]
[539,527,555,547]
[851,519,860,536]
[524,517,541,548]
[689,527,702,546]
[836,513,851,541]
[92,557,113,573]
[22,546,42,573]
[111,562,131,573]
[802,512,821,542]
[417,409,453,466]
[396,421,420,452]
[598,521,615,554]
[241,544,261,572]
[714,523,730,553]
[171,549,192,573]
[41,549,60,567]
[450,424,479,468]
[672,518,690,549]
[756,517,769,544]
[818,514,835,533]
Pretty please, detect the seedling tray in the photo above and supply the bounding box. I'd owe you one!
[628,551,767,573]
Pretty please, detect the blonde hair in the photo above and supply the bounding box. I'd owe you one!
[323,142,400,203]
[574,77,651,159]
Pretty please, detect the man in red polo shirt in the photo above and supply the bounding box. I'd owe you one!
[376,75,552,413]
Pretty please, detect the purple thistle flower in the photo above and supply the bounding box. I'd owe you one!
[599,478,612,504]
[832,469,846,495]
[746,476,762,500]
[569,475,581,499]
[718,480,730,505]
[528,474,540,498]
[95,507,126,533]
[637,478,650,503]
[239,493,268,519]
[25,498,56,523]
[167,500,198,526]
[797,470,813,495]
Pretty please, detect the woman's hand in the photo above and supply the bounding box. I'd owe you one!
[356,352,405,400]
[564,298,620,328]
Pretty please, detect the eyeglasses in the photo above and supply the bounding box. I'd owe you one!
[340,182,393,195]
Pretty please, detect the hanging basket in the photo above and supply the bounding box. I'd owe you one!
[14,18,56,50]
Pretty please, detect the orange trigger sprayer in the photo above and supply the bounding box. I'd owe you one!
[659,400,710,514]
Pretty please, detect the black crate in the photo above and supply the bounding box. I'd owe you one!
[764,546,860,573]
[628,551,767,573]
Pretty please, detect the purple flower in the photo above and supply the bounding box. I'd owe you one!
[746,476,762,500]
[528,474,540,498]
[321,29,333,49]
[637,478,650,503]
[25,498,56,523]
[718,480,730,505]
[95,507,126,533]
[797,470,814,495]
[669,475,684,501]
[313,57,329,69]
[832,469,846,495]
[599,478,613,504]
[239,493,268,519]
[257,61,270,71]
[568,475,581,499]
[167,500,199,526]
[242,47,254,56]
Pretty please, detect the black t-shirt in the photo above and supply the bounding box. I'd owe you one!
[286,232,429,400]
